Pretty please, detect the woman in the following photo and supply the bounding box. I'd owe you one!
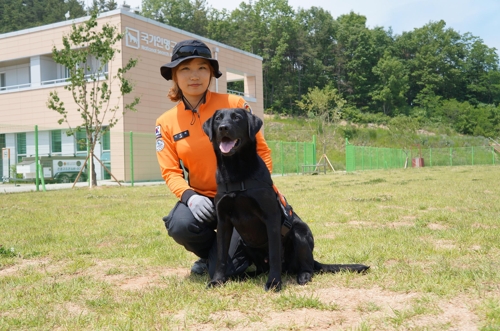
[155,39,273,277]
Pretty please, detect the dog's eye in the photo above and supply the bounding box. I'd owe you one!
[231,113,243,121]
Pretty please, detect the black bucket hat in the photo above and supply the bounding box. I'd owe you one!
[160,39,222,81]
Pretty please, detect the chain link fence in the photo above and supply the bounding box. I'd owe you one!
[1,124,317,188]
[345,138,499,172]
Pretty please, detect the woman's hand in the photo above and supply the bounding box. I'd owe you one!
[187,195,215,223]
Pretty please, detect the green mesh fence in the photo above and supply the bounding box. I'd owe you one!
[345,139,499,172]
[266,140,317,175]
[1,123,317,187]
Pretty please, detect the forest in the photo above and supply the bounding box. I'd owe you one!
[1,0,499,138]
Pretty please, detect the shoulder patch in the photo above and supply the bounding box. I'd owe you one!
[243,103,253,114]
[155,125,162,139]
[156,139,165,152]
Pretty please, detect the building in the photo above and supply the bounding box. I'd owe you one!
[0,8,263,183]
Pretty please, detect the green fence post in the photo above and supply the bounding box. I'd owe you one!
[130,131,134,187]
[38,159,46,192]
[429,148,432,167]
[450,148,453,166]
[471,146,474,166]
[35,125,39,192]
[493,147,495,165]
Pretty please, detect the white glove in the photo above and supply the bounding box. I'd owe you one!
[187,195,215,223]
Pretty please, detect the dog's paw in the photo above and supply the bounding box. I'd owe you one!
[207,278,226,289]
[265,279,282,292]
[297,272,312,285]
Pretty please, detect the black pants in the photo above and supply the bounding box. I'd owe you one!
[163,201,250,278]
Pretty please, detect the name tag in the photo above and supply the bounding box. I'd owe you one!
[173,130,190,141]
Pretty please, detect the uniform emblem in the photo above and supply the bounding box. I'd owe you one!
[156,139,165,152]
[243,102,253,114]
[155,125,162,139]
[173,130,190,141]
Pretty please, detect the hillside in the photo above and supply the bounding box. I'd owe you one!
[263,115,493,171]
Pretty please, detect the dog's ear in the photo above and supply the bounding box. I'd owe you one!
[203,112,216,142]
[246,110,263,141]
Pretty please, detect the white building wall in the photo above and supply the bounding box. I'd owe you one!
[5,133,16,158]
[26,131,35,157]
[40,56,59,82]
[39,131,50,155]
[4,64,30,86]
[61,131,74,155]
[30,56,41,87]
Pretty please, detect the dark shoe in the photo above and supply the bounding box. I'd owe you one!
[191,258,208,275]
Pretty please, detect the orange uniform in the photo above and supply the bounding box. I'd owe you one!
[155,90,272,202]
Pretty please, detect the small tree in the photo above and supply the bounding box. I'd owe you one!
[47,11,139,187]
[297,84,345,151]
[387,115,421,168]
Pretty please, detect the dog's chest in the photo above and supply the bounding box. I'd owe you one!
[217,191,278,248]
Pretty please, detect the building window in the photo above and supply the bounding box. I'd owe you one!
[0,134,5,178]
[101,130,111,180]
[102,130,110,150]
[0,73,5,90]
[75,130,88,155]
[17,132,27,162]
[51,130,62,154]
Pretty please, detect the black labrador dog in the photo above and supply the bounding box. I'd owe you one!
[202,108,369,291]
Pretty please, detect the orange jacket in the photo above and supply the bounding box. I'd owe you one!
[156,91,272,202]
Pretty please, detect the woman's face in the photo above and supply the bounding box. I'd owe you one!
[174,58,212,100]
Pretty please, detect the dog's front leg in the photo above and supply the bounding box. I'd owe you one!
[207,216,233,288]
[265,214,283,292]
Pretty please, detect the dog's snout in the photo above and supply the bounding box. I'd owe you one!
[218,124,229,132]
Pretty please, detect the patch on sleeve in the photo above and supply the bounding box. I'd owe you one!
[156,139,165,152]
[243,103,253,114]
[155,125,162,139]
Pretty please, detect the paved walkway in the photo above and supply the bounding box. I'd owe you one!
[1,180,164,193]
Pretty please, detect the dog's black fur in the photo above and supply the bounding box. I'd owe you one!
[203,108,369,291]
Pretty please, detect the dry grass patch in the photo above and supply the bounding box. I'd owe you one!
[1,165,500,330]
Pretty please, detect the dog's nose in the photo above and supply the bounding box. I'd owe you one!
[218,125,228,132]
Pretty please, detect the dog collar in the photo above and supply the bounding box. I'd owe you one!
[217,179,271,194]
[217,179,293,237]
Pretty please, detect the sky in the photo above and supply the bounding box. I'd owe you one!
[116,0,500,56]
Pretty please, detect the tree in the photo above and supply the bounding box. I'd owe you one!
[88,0,118,13]
[333,12,391,110]
[0,0,86,33]
[47,11,140,187]
[141,0,209,36]
[371,52,409,116]
[387,115,421,168]
[296,84,345,156]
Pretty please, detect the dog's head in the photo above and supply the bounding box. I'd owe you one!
[203,108,263,156]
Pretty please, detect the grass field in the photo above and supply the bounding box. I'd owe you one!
[1,165,499,330]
